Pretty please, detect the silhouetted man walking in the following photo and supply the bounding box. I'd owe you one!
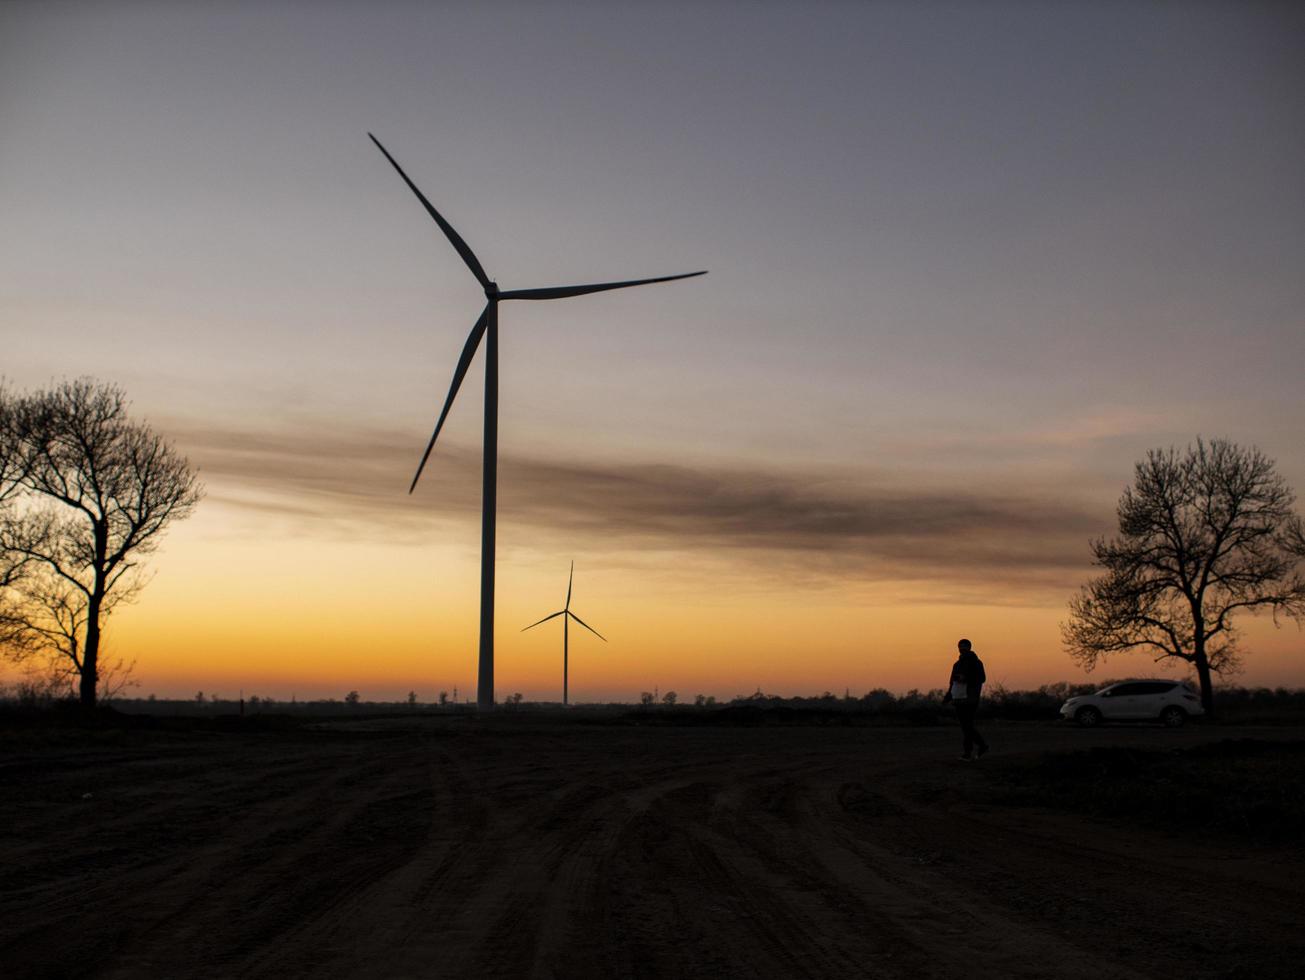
[942,638,988,760]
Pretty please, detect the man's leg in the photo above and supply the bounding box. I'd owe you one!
[969,703,989,755]
[956,702,975,757]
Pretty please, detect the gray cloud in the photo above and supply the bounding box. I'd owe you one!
[165,420,1107,593]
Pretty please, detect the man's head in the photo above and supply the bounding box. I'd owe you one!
[957,638,972,653]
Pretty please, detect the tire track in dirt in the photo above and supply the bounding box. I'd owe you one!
[852,758,1305,979]
[779,777,1152,980]
[227,736,640,978]
[93,741,433,979]
[437,769,643,977]
[240,739,502,978]
[321,744,743,978]
[593,768,892,979]
[0,737,429,979]
[6,724,1302,979]
[690,777,928,979]
[1,741,379,977]
[822,727,1305,978]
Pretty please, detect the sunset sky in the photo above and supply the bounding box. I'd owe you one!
[3,1,1303,701]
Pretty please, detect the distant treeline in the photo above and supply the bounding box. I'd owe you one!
[3,679,1303,724]
[683,683,1305,725]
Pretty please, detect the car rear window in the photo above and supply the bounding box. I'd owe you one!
[1139,682,1177,695]
[1109,683,1150,696]
[1109,681,1177,696]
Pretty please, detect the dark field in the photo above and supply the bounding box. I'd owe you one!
[2,718,1302,979]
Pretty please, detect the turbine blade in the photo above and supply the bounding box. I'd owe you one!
[567,611,606,642]
[566,560,574,611]
[368,133,491,289]
[522,610,566,632]
[499,270,707,301]
[409,305,489,493]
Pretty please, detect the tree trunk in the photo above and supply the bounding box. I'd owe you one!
[83,522,108,712]
[81,598,101,710]
[1192,641,1215,719]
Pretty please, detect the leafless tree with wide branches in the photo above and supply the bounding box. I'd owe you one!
[1063,438,1305,714]
[0,379,203,708]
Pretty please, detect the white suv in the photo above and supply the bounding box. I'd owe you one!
[1060,681,1204,728]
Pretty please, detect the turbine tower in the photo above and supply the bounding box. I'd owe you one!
[369,133,704,710]
[522,561,606,706]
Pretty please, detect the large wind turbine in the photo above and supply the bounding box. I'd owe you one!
[369,134,704,710]
[521,561,606,706]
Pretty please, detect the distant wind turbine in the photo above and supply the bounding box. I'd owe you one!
[369,134,704,710]
[522,562,606,706]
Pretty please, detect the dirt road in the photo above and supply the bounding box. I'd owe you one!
[2,720,1301,978]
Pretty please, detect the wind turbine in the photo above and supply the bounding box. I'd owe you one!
[522,561,606,706]
[369,134,704,710]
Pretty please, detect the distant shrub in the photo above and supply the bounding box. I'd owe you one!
[0,674,74,709]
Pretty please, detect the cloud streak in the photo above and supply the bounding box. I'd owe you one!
[166,419,1107,594]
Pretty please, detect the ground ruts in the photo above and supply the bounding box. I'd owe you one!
[1,722,1301,978]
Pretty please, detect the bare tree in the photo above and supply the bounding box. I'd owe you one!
[1063,439,1305,714]
[0,379,202,709]
[0,383,37,635]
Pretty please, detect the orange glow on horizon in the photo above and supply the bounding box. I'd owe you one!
[27,504,1295,704]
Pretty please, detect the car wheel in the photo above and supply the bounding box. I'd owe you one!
[1075,706,1102,728]
[1160,705,1187,728]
